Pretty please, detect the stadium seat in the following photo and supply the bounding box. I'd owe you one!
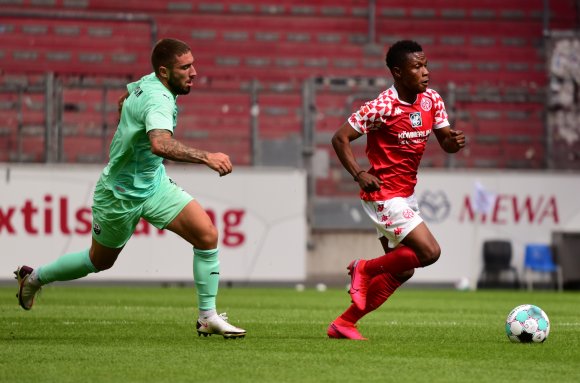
[0,17,151,76]
[477,240,520,289]
[523,243,563,291]
[0,0,577,173]
[61,135,107,163]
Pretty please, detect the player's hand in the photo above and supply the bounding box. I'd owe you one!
[206,152,233,177]
[450,130,466,150]
[357,172,383,192]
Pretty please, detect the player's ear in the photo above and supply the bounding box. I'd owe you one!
[391,66,402,80]
[159,66,169,79]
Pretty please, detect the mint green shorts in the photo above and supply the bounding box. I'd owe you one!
[91,176,193,248]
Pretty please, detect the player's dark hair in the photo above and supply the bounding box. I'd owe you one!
[386,40,423,70]
[151,38,191,75]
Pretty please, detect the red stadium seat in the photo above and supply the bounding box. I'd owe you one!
[1,0,576,174]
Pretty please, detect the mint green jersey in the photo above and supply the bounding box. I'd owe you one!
[99,73,178,200]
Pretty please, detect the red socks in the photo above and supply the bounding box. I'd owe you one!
[363,246,421,277]
[338,246,418,325]
[340,273,402,324]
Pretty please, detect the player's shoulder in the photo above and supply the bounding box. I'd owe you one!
[137,78,173,104]
[140,76,166,93]
[377,87,398,102]
[362,88,398,116]
[423,87,444,101]
[367,87,398,108]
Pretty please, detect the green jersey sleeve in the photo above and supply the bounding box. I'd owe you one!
[144,91,176,134]
[98,73,177,200]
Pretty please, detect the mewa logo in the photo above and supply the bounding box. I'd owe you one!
[418,191,560,225]
[460,194,559,224]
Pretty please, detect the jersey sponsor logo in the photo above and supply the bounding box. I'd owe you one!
[421,97,432,112]
[397,129,431,144]
[409,112,422,128]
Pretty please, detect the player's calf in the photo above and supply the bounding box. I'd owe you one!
[348,259,371,311]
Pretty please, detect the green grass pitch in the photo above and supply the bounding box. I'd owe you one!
[1,285,579,383]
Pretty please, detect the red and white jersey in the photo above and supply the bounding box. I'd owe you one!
[348,86,449,201]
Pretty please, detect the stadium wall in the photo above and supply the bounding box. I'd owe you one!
[0,164,307,283]
[309,170,580,289]
[2,165,579,288]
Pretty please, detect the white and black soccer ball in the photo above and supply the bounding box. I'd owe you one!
[505,304,550,343]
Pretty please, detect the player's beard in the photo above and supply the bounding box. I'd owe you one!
[168,75,191,95]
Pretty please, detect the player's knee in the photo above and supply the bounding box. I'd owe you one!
[95,260,115,271]
[89,248,119,271]
[196,224,219,249]
[90,256,116,271]
[419,242,441,267]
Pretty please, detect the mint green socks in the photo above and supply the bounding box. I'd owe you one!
[193,248,220,311]
[37,248,98,285]
[35,247,220,311]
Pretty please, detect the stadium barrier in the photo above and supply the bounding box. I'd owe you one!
[0,164,307,283]
[2,165,580,288]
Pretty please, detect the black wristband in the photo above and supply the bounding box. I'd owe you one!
[353,170,366,182]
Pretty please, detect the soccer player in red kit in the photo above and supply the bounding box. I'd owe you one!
[328,40,466,340]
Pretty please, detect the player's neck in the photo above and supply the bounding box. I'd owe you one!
[156,74,178,96]
[394,85,417,104]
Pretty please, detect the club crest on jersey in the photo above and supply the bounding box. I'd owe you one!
[421,98,432,111]
[409,112,422,128]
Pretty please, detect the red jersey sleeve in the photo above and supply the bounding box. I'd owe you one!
[348,90,393,134]
[426,89,450,129]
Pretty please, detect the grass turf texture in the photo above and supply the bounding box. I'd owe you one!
[1,286,579,383]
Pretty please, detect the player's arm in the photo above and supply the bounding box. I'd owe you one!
[331,121,382,192]
[433,125,465,153]
[148,129,232,176]
[117,91,129,115]
[116,91,130,122]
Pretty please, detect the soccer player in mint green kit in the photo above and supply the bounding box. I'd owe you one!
[14,38,246,339]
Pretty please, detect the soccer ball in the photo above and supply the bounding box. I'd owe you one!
[505,304,550,343]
